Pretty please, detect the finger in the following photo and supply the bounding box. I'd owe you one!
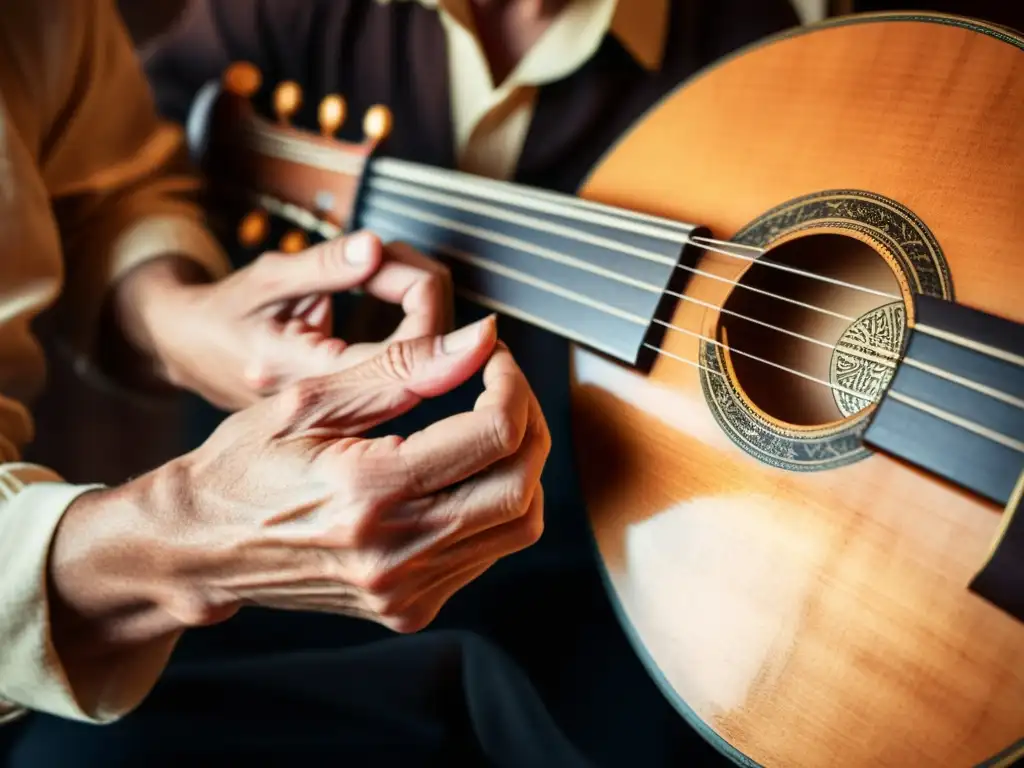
[290,294,333,334]
[425,484,544,579]
[379,560,494,633]
[308,296,332,327]
[383,342,532,495]
[372,486,545,630]
[267,294,331,328]
[273,561,493,633]
[377,391,549,544]
[242,317,347,395]
[275,315,498,435]
[247,230,383,308]
[361,242,453,340]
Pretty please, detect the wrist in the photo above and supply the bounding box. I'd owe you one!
[48,480,183,665]
[48,463,236,664]
[107,256,212,388]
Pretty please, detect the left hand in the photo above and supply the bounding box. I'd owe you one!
[114,230,453,410]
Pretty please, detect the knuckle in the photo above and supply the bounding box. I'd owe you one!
[432,493,463,531]
[421,268,447,293]
[381,340,418,381]
[388,604,436,634]
[244,359,279,394]
[330,500,378,549]
[168,595,227,628]
[500,483,532,521]
[279,379,320,419]
[537,415,553,456]
[488,410,523,456]
[317,239,343,274]
[518,505,545,547]
[434,261,453,285]
[387,448,429,500]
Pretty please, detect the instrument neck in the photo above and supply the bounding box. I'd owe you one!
[354,156,706,368]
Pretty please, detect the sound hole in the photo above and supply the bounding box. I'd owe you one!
[721,233,905,427]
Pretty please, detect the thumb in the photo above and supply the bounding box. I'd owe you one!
[250,230,383,307]
[279,314,499,436]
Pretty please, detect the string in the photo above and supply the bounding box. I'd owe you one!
[364,212,1024,455]
[886,392,1024,453]
[361,193,901,368]
[359,206,1024,414]
[359,172,1024,410]
[230,117,1024,454]
[246,182,1022,415]
[370,158,903,300]
[365,176,871,325]
[361,209,878,401]
[361,172,1024,407]
[246,186,1024,455]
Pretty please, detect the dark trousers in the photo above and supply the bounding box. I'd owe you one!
[6,246,729,766]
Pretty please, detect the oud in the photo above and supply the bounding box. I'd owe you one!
[186,12,1024,767]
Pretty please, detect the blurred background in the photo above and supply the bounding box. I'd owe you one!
[25,0,1024,487]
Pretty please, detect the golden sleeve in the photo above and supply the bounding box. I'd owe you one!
[0,0,227,725]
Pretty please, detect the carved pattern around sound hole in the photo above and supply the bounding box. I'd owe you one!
[698,190,951,472]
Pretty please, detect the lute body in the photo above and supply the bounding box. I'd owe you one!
[572,14,1024,768]
[190,12,1024,767]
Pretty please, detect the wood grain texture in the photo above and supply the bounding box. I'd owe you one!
[571,14,1024,767]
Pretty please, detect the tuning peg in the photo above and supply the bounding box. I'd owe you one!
[363,104,393,143]
[223,62,262,98]
[273,81,303,125]
[280,229,309,254]
[318,95,346,137]
[237,209,269,247]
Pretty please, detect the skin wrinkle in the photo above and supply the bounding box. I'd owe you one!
[121,318,546,641]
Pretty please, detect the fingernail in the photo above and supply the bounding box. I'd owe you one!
[441,316,494,354]
[344,231,374,265]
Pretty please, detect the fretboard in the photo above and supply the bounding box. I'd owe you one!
[863,293,1024,506]
[354,157,703,368]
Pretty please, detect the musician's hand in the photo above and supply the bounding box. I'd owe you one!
[114,230,452,410]
[50,315,550,640]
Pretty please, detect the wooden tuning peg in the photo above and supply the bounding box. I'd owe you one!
[223,62,262,98]
[280,229,309,254]
[273,81,303,125]
[237,209,269,248]
[318,95,346,137]
[363,104,393,143]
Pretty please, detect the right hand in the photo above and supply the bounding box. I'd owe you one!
[52,314,550,636]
